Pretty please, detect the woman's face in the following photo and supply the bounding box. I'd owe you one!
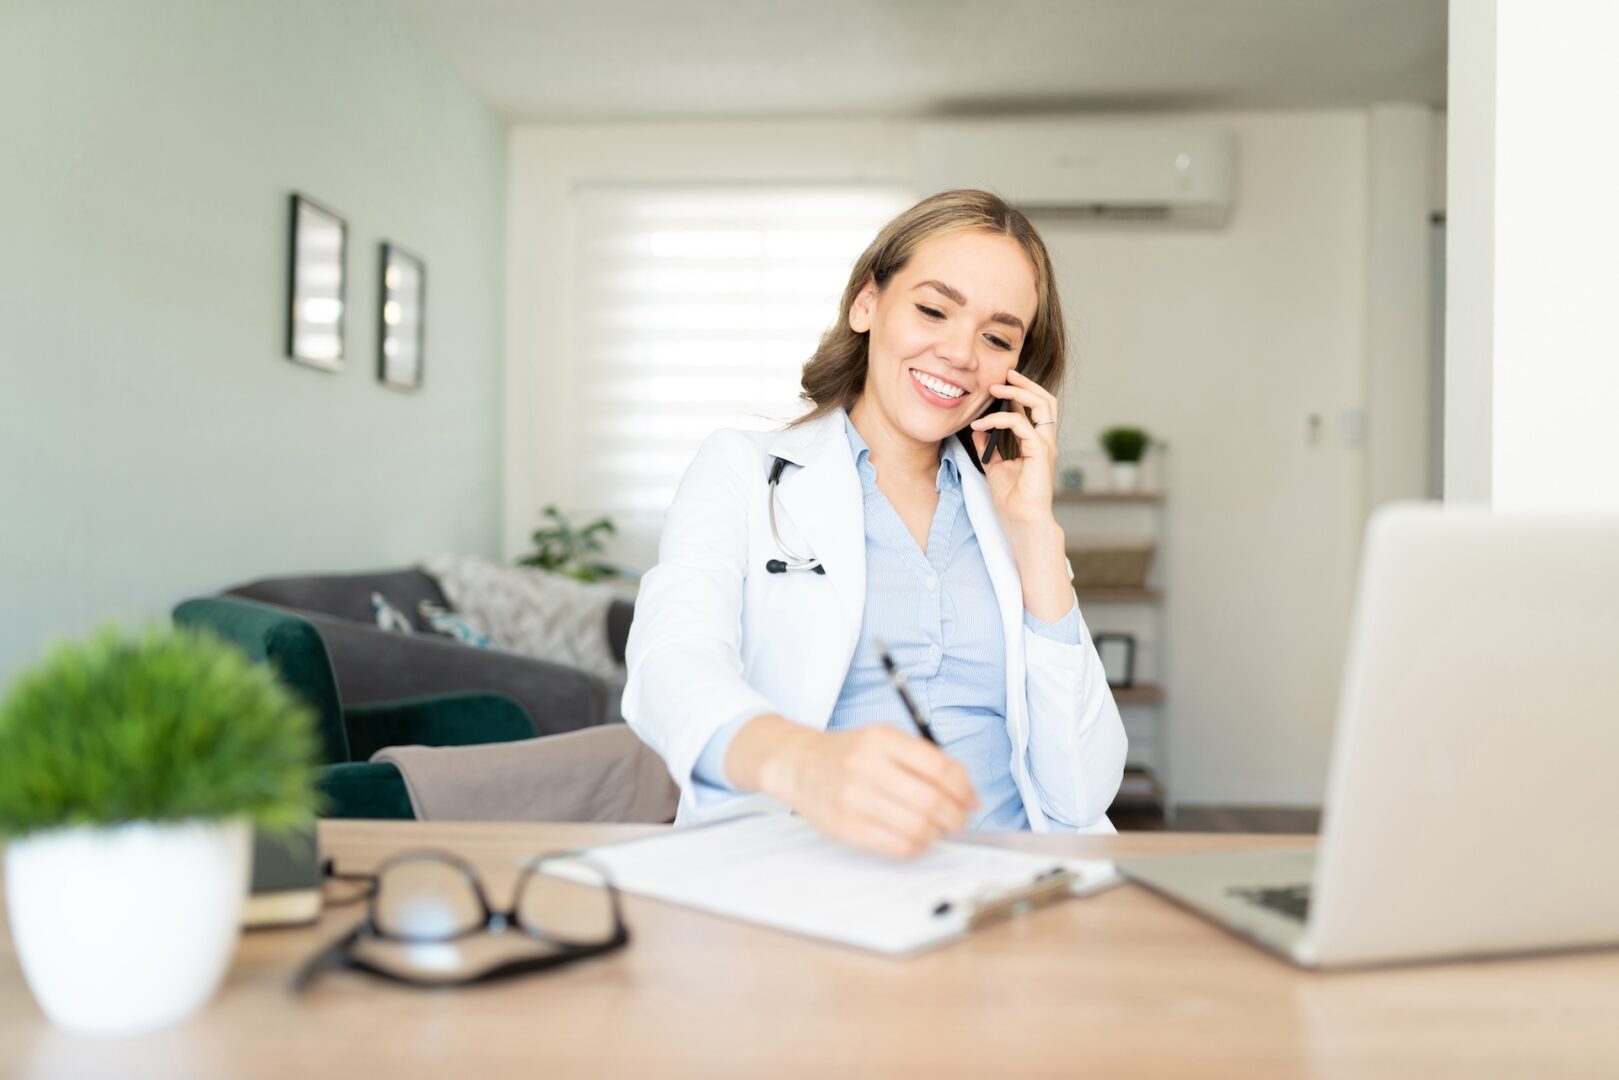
[848,229,1040,450]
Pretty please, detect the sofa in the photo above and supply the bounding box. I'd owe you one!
[221,567,635,734]
[176,567,637,819]
[174,595,536,818]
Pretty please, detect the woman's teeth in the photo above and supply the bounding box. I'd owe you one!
[910,369,965,399]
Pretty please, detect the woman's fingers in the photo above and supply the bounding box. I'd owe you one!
[970,408,1053,457]
[1005,369,1060,420]
[855,754,971,834]
[985,381,1052,422]
[842,781,945,847]
[882,733,979,814]
[992,371,1060,423]
[775,727,982,859]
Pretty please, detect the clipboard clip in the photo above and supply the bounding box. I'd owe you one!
[932,867,1079,930]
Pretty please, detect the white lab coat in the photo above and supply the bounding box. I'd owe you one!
[622,410,1128,833]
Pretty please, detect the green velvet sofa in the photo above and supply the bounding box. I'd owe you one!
[173,596,537,818]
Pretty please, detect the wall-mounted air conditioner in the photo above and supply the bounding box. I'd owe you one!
[914,120,1236,227]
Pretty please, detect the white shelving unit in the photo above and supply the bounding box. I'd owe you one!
[1053,489,1171,821]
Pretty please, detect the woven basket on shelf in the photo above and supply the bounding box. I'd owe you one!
[1066,543,1155,589]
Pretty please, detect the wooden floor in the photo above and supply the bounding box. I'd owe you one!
[1113,804,1322,834]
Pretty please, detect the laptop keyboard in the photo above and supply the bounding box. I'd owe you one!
[1228,884,1312,921]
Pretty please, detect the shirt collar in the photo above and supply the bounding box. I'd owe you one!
[841,409,960,493]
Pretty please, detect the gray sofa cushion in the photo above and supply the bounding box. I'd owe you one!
[294,611,609,734]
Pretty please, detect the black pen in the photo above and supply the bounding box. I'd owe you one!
[872,637,938,745]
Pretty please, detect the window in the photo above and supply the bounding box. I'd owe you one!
[566,183,914,535]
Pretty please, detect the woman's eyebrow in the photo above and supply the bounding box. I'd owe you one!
[914,279,1026,334]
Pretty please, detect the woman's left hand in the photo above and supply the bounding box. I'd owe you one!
[969,369,1062,534]
[970,371,1076,623]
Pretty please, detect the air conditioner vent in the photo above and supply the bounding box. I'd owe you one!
[1026,203,1175,222]
[916,121,1236,228]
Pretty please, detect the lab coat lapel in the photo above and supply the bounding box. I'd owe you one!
[947,438,1028,723]
[763,413,867,666]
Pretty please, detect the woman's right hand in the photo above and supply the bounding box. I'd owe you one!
[727,716,979,858]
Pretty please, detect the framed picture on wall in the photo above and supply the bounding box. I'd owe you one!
[378,243,425,391]
[1094,633,1136,689]
[285,193,347,371]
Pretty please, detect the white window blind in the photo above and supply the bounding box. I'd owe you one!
[567,183,914,531]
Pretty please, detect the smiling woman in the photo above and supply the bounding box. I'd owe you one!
[621,189,1126,858]
[797,191,1069,468]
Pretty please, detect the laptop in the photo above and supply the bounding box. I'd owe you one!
[1118,505,1619,968]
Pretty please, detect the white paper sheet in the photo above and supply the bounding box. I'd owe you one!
[569,814,1119,956]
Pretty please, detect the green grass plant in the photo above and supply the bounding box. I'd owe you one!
[1099,426,1151,463]
[0,625,321,837]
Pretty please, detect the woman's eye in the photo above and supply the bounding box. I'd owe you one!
[917,303,1014,351]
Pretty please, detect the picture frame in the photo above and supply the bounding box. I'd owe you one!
[1094,633,1136,689]
[378,243,425,391]
[285,193,347,371]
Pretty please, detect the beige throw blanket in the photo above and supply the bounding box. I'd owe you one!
[373,724,678,824]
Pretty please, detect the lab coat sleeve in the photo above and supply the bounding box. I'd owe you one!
[621,429,779,807]
[1021,599,1128,831]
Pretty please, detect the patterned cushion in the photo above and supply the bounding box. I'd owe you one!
[371,591,414,634]
[418,601,495,649]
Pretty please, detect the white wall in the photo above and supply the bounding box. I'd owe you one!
[1046,113,1370,805]
[1490,2,1619,509]
[0,1,508,681]
[506,111,1406,806]
[1364,104,1435,509]
[1444,2,1498,504]
[1447,0,1619,511]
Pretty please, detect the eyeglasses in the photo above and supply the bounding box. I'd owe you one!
[293,849,629,991]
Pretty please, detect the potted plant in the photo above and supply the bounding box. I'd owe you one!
[0,626,319,1037]
[517,504,623,582]
[1099,426,1151,491]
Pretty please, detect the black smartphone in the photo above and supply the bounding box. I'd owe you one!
[977,397,1010,465]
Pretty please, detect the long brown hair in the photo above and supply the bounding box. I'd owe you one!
[794,189,1068,462]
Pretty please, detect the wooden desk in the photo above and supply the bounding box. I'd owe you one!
[3,822,1617,1078]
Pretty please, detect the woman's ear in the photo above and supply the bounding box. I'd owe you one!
[848,278,877,333]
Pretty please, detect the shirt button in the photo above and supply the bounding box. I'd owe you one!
[929,644,941,660]
[925,576,938,591]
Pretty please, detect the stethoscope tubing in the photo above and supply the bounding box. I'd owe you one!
[766,456,824,575]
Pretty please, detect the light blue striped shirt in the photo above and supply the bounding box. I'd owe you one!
[694,411,1081,829]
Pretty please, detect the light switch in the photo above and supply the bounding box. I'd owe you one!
[1338,408,1366,447]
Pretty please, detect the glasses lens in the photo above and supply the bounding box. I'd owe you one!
[516,856,619,945]
[374,858,485,941]
[348,932,568,987]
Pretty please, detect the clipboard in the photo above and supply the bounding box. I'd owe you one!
[562,813,1120,956]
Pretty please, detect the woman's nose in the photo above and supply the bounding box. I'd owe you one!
[936,325,978,371]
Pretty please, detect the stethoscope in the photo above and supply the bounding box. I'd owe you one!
[764,456,825,575]
[762,429,990,578]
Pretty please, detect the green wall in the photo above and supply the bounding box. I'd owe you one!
[0,0,508,681]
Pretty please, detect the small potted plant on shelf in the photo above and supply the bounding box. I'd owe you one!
[1099,426,1151,491]
[0,626,320,1037]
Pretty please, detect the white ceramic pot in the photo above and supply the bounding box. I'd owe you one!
[5,818,251,1037]
[1109,462,1142,491]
